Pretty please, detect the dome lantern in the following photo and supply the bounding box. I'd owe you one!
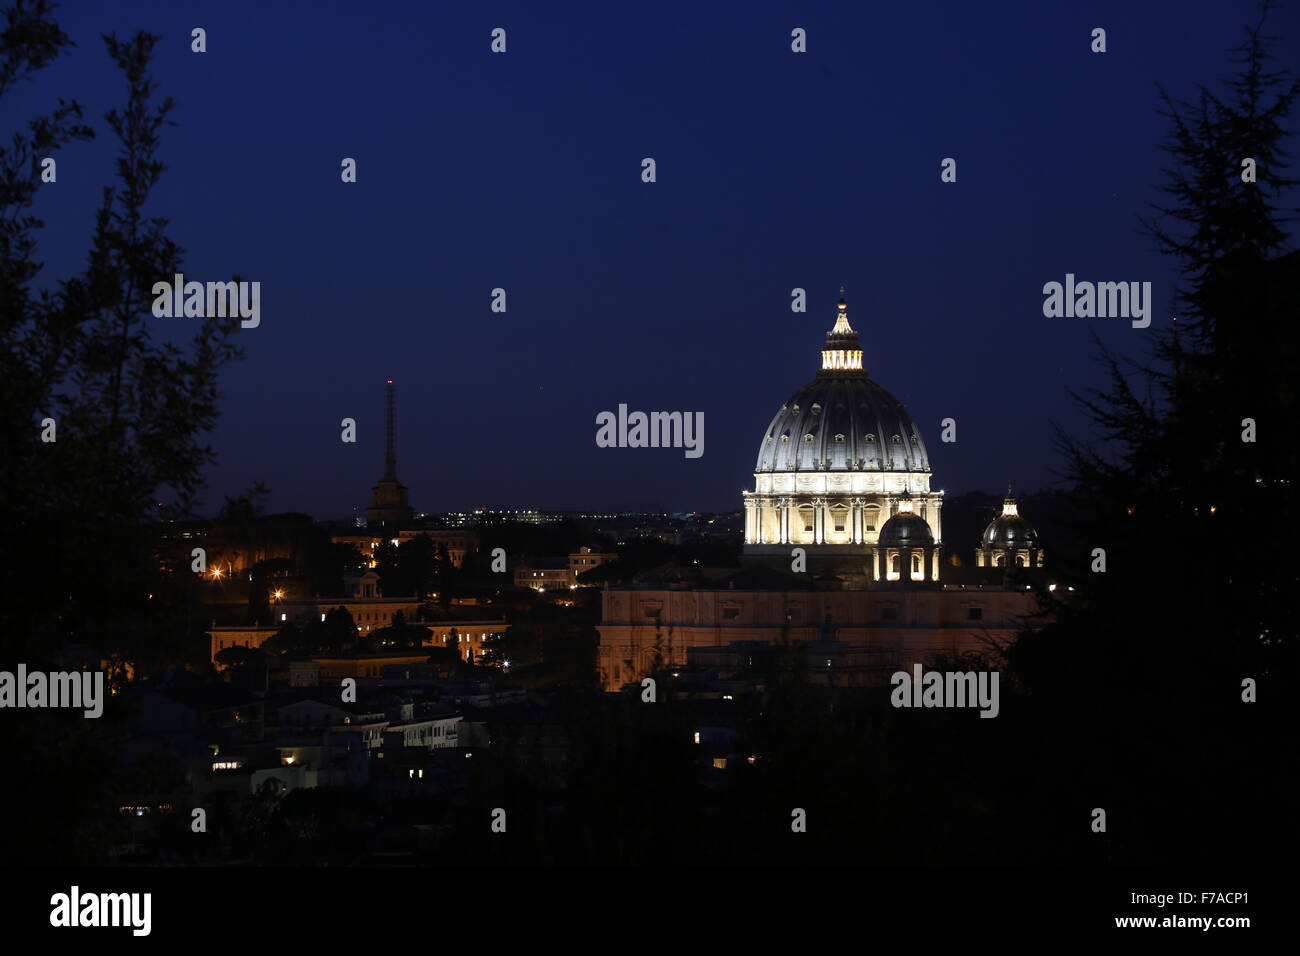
[822,291,864,372]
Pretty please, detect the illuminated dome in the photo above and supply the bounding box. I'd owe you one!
[743,291,945,587]
[982,497,1039,549]
[879,508,935,547]
[975,490,1045,570]
[755,296,930,474]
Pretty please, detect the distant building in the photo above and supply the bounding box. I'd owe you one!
[397,528,478,568]
[514,562,575,590]
[570,546,617,578]
[596,582,1045,692]
[209,571,508,667]
[209,625,280,661]
[280,570,424,636]
[515,546,617,590]
[211,621,507,667]
[365,381,415,529]
[331,528,479,569]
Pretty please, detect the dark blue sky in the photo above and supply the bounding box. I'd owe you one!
[14,0,1299,517]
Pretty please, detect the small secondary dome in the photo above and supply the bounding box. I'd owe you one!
[982,492,1039,549]
[878,495,935,546]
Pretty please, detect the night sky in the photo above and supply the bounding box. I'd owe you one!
[14,0,1299,517]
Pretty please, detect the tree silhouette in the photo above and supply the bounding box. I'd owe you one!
[0,5,248,865]
[1018,3,1299,866]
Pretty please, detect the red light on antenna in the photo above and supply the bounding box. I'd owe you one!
[387,379,393,384]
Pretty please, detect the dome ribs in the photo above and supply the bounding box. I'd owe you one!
[756,376,929,475]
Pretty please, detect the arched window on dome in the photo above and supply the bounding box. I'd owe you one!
[995,554,1006,567]
[1015,554,1026,567]
[911,553,921,575]
[891,434,902,444]
[890,554,899,574]
[834,434,844,442]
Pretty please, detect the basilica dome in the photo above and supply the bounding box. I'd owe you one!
[743,292,945,578]
[755,296,930,474]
